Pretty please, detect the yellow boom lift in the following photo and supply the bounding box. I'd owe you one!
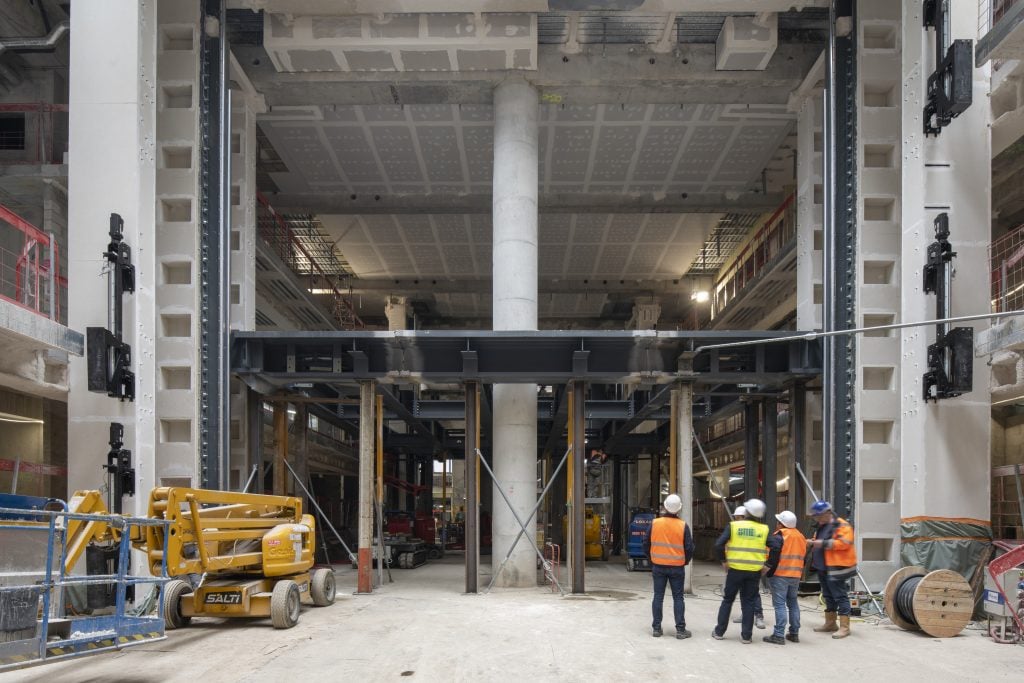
[66,486,336,629]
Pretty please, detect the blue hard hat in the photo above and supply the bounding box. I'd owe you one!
[809,500,832,515]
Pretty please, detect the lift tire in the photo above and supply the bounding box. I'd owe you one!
[271,580,301,629]
[163,579,193,630]
[311,568,337,607]
[626,558,634,572]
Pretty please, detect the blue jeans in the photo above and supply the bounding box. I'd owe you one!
[715,569,761,640]
[651,564,686,630]
[769,576,800,637]
[818,570,851,616]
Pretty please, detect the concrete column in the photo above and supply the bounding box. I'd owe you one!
[357,380,375,593]
[67,1,157,512]
[491,77,539,587]
[894,0,991,583]
[672,383,693,593]
[385,295,408,331]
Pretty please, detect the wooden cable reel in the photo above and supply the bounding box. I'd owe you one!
[883,566,973,638]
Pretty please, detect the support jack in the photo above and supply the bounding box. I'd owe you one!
[922,213,972,401]
[923,0,973,136]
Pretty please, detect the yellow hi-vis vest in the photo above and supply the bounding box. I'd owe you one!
[725,519,769,571]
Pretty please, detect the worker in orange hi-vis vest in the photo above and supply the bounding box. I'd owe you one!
[643,493,695,639]
[761,510,807,645]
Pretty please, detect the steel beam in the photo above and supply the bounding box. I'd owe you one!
[273,402,287,496]
[789,383,807,518]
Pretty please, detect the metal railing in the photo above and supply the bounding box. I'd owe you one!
[990,222,1024,312]
[0,503,170,671]
[0,203,66,324]
[0,103,68,165]
[256,192,364,330]
[711,194,796,319]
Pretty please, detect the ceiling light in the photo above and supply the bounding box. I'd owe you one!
[691,290,710,303]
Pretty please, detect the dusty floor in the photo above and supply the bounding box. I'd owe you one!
[4,556,1022,682]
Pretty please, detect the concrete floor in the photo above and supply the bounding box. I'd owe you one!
[6,556,1022,682]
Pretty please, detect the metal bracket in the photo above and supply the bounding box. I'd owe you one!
[922,213,973,401]
[85,213,135,401]
[923,0,973,136]
[103,422,135,513]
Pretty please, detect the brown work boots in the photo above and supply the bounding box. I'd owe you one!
[813,611,851,638]
[813,611,839,633]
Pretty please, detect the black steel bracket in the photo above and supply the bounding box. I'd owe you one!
[103,422,135,513]
[923,0,973,136]
[86,213,135,401]
[922,213,973,401]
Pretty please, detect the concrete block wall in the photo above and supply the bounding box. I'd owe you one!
[855,0,903,587]
[154,1,201,486]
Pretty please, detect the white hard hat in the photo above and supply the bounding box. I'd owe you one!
[663,494,683,513]
[775,510,798,528]
[743,498,766,518]
[733,506,747,517]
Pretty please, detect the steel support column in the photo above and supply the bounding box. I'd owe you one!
[273,402,287,497]
[247,388,262,493]
[465,381,480,594]
[762,397,778,524]
[294,403,308,499]
[571,380,585,594]
[744,401,760,501]
[357,380,375,594]
[830,0,858,518]
[198,0,231,491]
[789,383,807,519]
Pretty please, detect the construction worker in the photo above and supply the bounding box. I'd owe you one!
[730,505,767,630]
[712,498,769,644]
[643,493,695,639]
[807,500,857,639]
[762,510,807,644]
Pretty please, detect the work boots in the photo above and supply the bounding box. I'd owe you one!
[832,615,851,639]
[814,611,838,633]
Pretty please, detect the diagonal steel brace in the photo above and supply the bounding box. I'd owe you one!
[476,447,568,595]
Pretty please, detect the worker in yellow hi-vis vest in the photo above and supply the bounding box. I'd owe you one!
[711,498,769,644]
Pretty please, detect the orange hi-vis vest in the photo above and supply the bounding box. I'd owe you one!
[774,527,807,579]
[649,517,687,566]
[824,517,857,580]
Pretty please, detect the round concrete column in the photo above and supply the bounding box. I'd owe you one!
[491,77,538,587]
[385,295,408,331]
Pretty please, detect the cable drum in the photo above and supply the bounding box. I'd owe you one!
[883,566,973,638]
[894,575,924,626]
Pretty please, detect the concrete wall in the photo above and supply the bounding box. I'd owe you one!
[894,0,992,576]
[67,0,158,516]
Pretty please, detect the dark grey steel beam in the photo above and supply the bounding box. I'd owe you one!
[602,385,675,453]
[266,190,789,216]
[378,386,446,455]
